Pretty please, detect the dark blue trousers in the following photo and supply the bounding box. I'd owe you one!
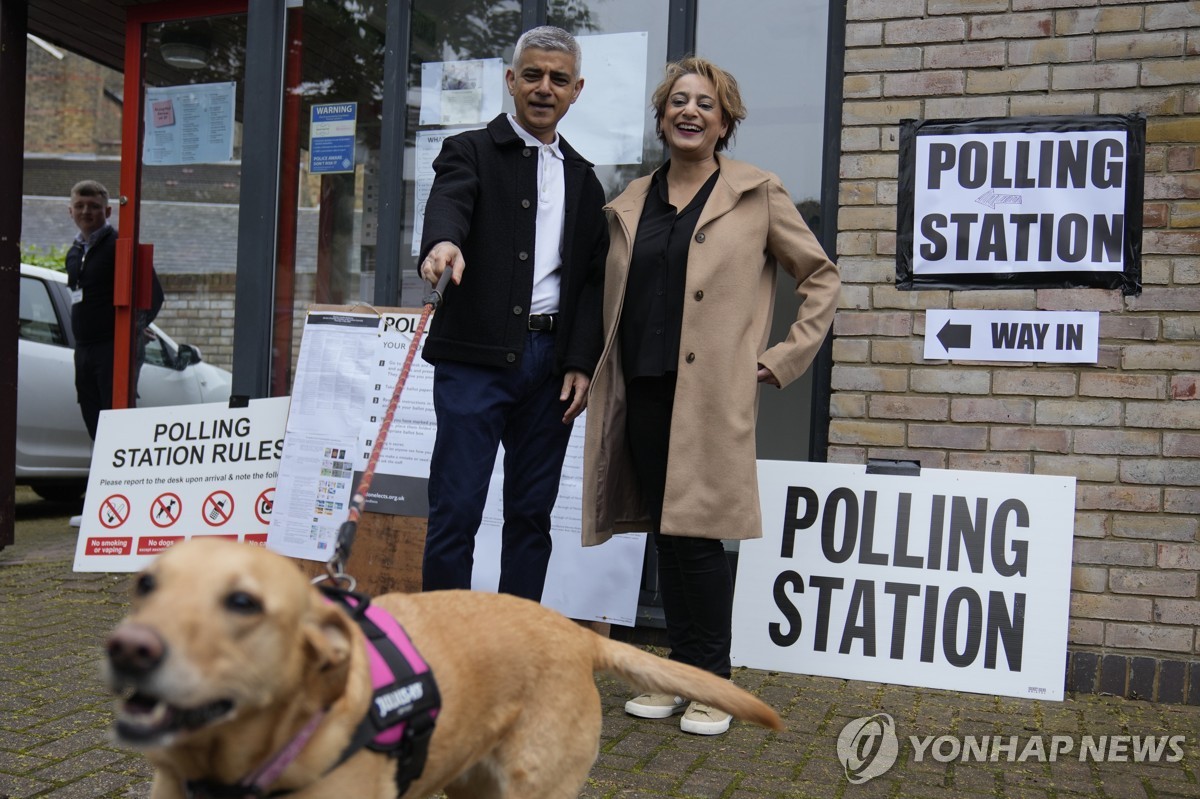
[422,331,573,601]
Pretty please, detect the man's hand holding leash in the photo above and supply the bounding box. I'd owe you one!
[422,241,465,287]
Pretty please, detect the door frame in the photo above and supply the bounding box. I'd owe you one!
[116,0,248,408]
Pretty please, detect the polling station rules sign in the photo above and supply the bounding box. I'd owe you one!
[731,462,1076,701]
[896,114,1144,294]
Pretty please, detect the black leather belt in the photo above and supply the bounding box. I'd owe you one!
[528,313,558,332]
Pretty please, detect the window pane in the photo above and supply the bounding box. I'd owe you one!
[696,0,831,461]
[549,0,670,199]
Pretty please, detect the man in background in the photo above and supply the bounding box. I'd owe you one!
[65,179,163,439]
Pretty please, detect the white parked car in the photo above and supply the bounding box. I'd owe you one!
[17,263,233,502]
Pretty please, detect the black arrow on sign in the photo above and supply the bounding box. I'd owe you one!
[936,319,972,350]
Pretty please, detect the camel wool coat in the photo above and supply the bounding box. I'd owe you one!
[582,155,840,547]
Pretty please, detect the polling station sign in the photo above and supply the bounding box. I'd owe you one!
[73,397,289,572]
[897,114,1144,294]
[731,462,1075,702]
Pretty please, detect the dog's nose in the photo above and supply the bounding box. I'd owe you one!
[106,623,166,677]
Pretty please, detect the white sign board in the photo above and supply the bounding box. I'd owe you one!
[913,129,1127,276]
[73,398,289,571]
[896,114,1144,294]
[925,309,1099,363]
[732,461,1076,701]
[268,310,645,626]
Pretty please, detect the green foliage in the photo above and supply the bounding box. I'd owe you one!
[20,243,69,272]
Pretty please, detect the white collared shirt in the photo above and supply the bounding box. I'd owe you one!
[508,114,564,315]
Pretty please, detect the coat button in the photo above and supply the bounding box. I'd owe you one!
[694,232,706,243]
[521,199,531,208]
[694,290,704,301]
[506,353,517,363]
[686,353,696,363]
[518,251,529,261]
[522,148,532,157]
[513,306,522,315]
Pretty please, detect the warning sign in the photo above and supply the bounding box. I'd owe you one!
[255,488,275,525]
[149,493,182,528]
[203,491,235,527]
[73,397,289,572]
[98,495,131,529]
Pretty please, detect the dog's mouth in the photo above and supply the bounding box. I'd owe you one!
[115,690,235,743]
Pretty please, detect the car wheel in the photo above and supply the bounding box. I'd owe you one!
[30,482,87,504]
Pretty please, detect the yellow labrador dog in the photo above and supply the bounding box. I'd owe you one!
[104,537,783,799]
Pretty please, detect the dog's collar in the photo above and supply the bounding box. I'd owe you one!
[184,709,326,799]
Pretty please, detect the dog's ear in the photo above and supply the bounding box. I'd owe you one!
[301,598,355,706]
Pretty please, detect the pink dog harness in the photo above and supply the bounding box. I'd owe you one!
[184,588,440,799]
[323,587,441,790]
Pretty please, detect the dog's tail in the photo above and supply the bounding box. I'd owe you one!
[591,637,784,731]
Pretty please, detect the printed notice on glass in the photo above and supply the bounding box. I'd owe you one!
[309,102,357,174]
[412,126,484,255]
[143,82,236,166]
[420,58,503,126]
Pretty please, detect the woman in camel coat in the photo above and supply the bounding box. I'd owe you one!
[582,57,840,735]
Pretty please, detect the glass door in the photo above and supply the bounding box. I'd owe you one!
[115,1,248,409]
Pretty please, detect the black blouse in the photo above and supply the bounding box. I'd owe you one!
[620,163,719,380]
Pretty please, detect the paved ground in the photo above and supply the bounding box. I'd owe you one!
[2,485,1199,798]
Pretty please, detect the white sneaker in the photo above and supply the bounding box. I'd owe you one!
[69,515,82,528]
[680,701,731,735]
[625,692,687,719]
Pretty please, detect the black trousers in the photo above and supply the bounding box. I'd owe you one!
[625,373,733,679]
[74,341,114,441]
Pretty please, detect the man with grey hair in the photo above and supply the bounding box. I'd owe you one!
[417,26,606,602]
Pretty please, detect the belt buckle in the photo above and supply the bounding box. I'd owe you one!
[529,314,555,332]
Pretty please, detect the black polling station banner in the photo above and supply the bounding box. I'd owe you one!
[896,114,1145,295]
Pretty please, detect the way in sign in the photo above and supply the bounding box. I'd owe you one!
[991,322,1084,351]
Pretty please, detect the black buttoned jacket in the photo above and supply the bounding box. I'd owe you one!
[418,114,607,376]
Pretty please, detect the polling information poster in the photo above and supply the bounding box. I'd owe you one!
[73,398,289,571]
[731,461,1076,702]
[143,81,236,166]
[896,114,1144,294]
[268,309,645,625]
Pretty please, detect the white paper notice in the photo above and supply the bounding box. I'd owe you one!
[143,82,236,166]
[267,311,382,559]
[558,32,648,166]
[419,58,504,126]
[287,312,380,436]
[412,126,484,256]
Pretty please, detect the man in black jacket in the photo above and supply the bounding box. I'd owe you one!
[417,26,606,601]
[65,180,163,439]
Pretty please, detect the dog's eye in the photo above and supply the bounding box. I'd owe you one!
[134,574,156,596]
[224,591,263,615]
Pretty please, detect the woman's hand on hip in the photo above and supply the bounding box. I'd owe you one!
[757,365,780,388]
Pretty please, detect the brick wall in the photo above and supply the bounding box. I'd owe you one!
[832,0,1199,702]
